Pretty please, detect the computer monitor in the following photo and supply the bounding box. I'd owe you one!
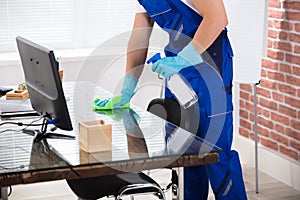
[16,36,74,141]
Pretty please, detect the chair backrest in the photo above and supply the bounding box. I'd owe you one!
[67,172,164,200]
[147,98,181,126]
[147,98,199,134]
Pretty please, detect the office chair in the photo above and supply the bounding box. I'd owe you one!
[67,98,191,200]
[67,172,166,200]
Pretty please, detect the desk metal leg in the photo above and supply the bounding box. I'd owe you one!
[172,167,183,200]
[0,187,8,200]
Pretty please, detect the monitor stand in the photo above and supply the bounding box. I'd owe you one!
[22,118,75,142]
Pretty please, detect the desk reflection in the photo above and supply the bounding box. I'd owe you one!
[29,139,69,169]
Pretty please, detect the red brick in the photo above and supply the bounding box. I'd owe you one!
[293,66,300,76]
[286,75,300,87]
[273,41,293,52]
[262,58,279,70]
[271,112,290,125]
[268,30,277,38]
[261,137,278,151]
[240,109,249,119]
[249,133,254,141]
[268,40,273,48]
[250,113,254,121]
[240,99,245,108]
[290,33,300,43]
[240,84,252,92]
[260,78,277,90]
[249,94,254,103]
[286,53,300,65]
[290,140,300,151]
[263,109,270,118]
[239,127,249,138]
[268,20,274,28]
[258,125,270,137]
[286,127,300,140]
[295,23,300,32]
[260,97,278,110]
[275,124,285,133]
[278,31,289,40]
[274,20,293,30]
[261,68,267,77]
[258,106,263,115]
[240,91,250,100]
[270,132,289,146]
[279,145,298,160]
[272,91,284,101]
[245,101,254,113]
[285,95,300,108]
[267,49,284,60]
[250,132,261,142]
[257,87,271,98]
[279,104,297,118]
[268,9,285,19]
[280,63,292,73]
[269,0,281,8]
[283,1,300,10]
[286,11,300,21]
[240,118,252,130]
[278,83,297,95]
[295,45,300,54]
[268,71,285,82]
[258,116,274,129]
[290,119,300,130]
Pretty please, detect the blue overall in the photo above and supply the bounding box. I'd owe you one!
[137,0,247,199]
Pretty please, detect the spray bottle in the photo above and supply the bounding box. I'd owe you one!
[147,53,198,109]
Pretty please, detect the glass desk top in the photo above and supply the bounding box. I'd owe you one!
[0,82,221,186]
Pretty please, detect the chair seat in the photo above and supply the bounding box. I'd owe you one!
[67,172,162,200]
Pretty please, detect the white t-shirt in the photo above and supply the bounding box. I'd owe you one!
[136,0,199,14]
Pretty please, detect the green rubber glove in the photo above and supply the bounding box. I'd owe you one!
[93,74,138,110]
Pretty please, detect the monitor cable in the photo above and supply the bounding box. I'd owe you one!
[0,117,43,134]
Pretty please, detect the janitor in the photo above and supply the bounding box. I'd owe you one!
[96,0,247,199]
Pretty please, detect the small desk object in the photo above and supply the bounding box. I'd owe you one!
[0,83,221,198]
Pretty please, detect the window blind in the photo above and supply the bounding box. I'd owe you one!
[0,0,73,52]
[82,0,136,48]
[0,0,137,53]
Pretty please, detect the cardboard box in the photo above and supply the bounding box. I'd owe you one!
[79,120,112,153]
[6,90,29,100]
[58,69,63,81]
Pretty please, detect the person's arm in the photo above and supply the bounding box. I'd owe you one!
[94,13,154,110]
[125,13,154,78]
[150,0,229,78]
[191,0,228,53]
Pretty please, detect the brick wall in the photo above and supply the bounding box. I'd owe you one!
[239,0,300,161]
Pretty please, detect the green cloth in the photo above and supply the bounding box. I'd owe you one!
[93,96,130,111]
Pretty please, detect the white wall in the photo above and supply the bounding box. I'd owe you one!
[0,53,84,86]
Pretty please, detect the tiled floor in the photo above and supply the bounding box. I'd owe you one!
[7,165,300,200]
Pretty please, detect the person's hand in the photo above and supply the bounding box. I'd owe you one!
[113,109,140,133]
[149,42,203,78]
[95,108,140,133]
[93,74,138,111]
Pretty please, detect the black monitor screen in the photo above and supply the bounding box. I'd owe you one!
[16,36,73,132]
